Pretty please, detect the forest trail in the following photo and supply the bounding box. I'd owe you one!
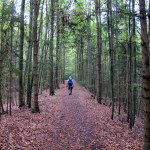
[0,82,143,150]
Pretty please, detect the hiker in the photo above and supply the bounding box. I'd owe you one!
[67,76,73,95]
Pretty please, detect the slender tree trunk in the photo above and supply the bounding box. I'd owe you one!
[77,40,81,81]
[118,59,121,115]
[9,17,14,115]
[124,3,128,114]
[38,0,49,93]
[0,1,5,115]
[49,0,55,95]
[0,5,2,118]
[38,36,48,94]
[131,0,136,127]
[86,0,92,91]
[107,0,115,119]
[55,1,60,89]
[38,0,45,42]
[19,0,25,107]
[75,53,77,80]
[27,0,33,108]
[33,0,40,112]
[79,32,84,81]
[87,18,92,90]
[61,33,66,84]
[76,43,79,81]
[149,0,150,42]
[95,0,102,104]
[0,21,2,118]
[0,61,1,117]
[62,42,66,83]
[129,39,132,127]
[139,0,150,149]
[127,0,133,128]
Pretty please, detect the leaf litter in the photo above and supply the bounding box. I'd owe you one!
[0,82,143,150]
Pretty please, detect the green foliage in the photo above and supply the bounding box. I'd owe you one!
[79,80,88,87]
[132,83,141,88]
[2,24,9,30]
[65,47,76,78]
[31,109,42,113]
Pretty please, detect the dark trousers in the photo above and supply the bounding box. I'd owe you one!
[68,86,73,95]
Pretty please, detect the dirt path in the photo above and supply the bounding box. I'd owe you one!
[50,83,102,150]
[0,82,143,150]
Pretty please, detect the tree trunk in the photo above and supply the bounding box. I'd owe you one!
[49,0,55,95]
[62,34,66,84]
[32,0,40,112]
[95,0,102,104]
[0,18,2,118]
[38,0,45,42]
[0,14,2,118]
[79,32,84,82]
[107,0,115,119]
[87,17,92,91]
[0,1,5,115]
[19,0,25,107]
[139,0,150,149]
[55,1,60,89]
[149,0,150,42]
[27,0,33,108]
[9,16,14,115]
[131,0,136,127]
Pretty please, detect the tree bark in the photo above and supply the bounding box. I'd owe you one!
[95,0,102,104]
[33,0,40,112]
[87,16,92,91]
[62,41,66,84]
[49,0,55,95]
[9,14,14,115]
[55,1,60,89]
[19,0,25,107]
[131,0,136,127]
[139,0,150,149]
[27,0,33,108]
[39,2,49,93]
[0,1,5,115]
[148,0,150,44]
[0,15,2,118]
[107,0,115,118]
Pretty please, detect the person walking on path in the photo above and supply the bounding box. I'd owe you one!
[67,76,74,95]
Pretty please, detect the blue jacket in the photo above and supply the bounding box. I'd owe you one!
[68,78,73,86]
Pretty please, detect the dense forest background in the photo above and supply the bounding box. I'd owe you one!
[0,0,150,149]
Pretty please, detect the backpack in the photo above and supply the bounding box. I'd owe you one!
[68,78,73,86]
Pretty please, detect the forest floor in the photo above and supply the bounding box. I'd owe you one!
[0,81,143,150]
